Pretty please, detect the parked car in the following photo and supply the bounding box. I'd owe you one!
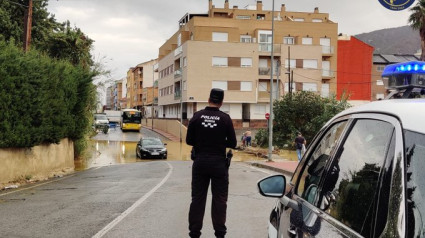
[94,113,109,134]
[136,137,167,159]
[258,99,425,238]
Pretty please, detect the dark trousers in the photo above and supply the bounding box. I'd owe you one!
[189,156,228,238]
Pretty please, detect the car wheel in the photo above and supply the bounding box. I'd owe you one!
[163,155,167,160]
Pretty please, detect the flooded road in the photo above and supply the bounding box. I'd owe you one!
[76,128,273,171]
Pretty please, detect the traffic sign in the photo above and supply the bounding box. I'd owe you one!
[265,113,270,120]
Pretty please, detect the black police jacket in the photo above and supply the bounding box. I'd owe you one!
[186,106,237,157]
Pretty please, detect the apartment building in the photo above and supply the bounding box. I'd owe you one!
[125,59,158,114]
[157,0,338,128]
[372,53,419,100]
[337,35,374,105]
[105,86,113,110]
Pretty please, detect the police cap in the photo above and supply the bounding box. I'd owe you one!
[209,88,224,104]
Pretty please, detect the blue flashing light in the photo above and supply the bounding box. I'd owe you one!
[383,61,425,76]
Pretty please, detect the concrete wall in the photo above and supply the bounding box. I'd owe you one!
[143,119,187,140]
[0,138,74,184]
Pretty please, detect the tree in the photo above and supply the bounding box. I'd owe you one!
[257,91,350,148]
[409,0,425,60]
[0,0,93,67]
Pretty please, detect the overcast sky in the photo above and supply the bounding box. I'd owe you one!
[47,0,413,86]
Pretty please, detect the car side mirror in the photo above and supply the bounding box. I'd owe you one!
[163,143,167,146]
[257,175,286,198]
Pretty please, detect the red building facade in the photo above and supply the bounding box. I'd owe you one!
[337,36,374,100]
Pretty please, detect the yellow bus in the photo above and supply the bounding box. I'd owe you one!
[121,109,142,131]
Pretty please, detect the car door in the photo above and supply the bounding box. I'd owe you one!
[314,114,403,238]
[280,114,399,238]
[277,118,350,237]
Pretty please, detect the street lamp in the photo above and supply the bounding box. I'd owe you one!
[268,0,275,162]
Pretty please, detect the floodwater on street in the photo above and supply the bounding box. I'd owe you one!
[75,129,298,170]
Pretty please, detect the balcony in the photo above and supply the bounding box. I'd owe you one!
[258,43,281,53]
[174,46,183,57]
[322,46,334,55]
[174,90,181,100]
[259,67,271,75]
[322,69,334,78]
[174,68,182,78]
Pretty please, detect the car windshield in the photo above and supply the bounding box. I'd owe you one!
[95,114,108,120]
[405,130,425,237]
[143,139,163,146]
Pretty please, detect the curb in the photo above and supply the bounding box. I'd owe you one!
[248,162,294,177]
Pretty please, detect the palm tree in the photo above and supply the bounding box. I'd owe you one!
[409,0,425,60]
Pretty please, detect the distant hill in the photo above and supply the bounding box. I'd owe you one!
[355,25,420,55]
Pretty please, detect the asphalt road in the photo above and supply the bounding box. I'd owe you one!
[0,128,278,238]
[0,161,277,238]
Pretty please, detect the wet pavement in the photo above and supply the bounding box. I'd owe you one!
[78,127,275,171]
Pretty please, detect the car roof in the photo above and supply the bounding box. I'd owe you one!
[333,99,425,134]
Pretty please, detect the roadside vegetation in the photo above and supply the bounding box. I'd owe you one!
[255,91,351,148]
[0,0,100,158]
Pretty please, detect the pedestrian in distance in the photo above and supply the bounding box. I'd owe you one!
[244,130,252,147]
[186,88,237,238]
[294,132,306,161]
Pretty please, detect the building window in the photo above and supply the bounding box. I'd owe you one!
[376,79,384,85]
[240,35,252,43]
[303,83,317,92]
[302,37,313,45]
[212,32,228,42]
[236,15,251,20]
[190,32,194,40]
[241,57,252,67]
[212,57,228,67]
[284,59,296,68]
[259,82,267,92]
[283,37,294,45]
[254,104,266,114]
[294,18,304,22]
[241,81,253,91]
[321,83,330,98]
[376,93,385,100]
[377,66,385,71]
[259,30,272,52]
[183,57,187,67]
[303,59,318,69]
[312,19,323,22]
[212,81,228,90]
[183,80,187,90]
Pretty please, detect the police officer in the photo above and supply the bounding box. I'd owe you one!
[186,88,237,238]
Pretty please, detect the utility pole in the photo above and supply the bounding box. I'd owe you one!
[151,64,155,130]
[268,0,275,162]
[287,46,291,94]
[276,59,280,98]
[23,0,33,52]
[179,57,183,143]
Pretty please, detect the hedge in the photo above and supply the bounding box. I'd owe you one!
[0,40,96,148]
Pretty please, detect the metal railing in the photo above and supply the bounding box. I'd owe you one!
[174,69,182,78]
[259,67,271,75]
[321,46,334,54]
[174,90,181,99]
[174,46,183,56]
[322,69,334,77]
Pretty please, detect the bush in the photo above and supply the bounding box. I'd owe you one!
[0,40,97,153]
[273,91,350,148]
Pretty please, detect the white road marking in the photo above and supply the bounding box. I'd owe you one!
[92,162,173,238]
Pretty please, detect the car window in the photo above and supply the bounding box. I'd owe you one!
[405,130,425,238]
[321,119,394,236]
[296,120,348,201]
